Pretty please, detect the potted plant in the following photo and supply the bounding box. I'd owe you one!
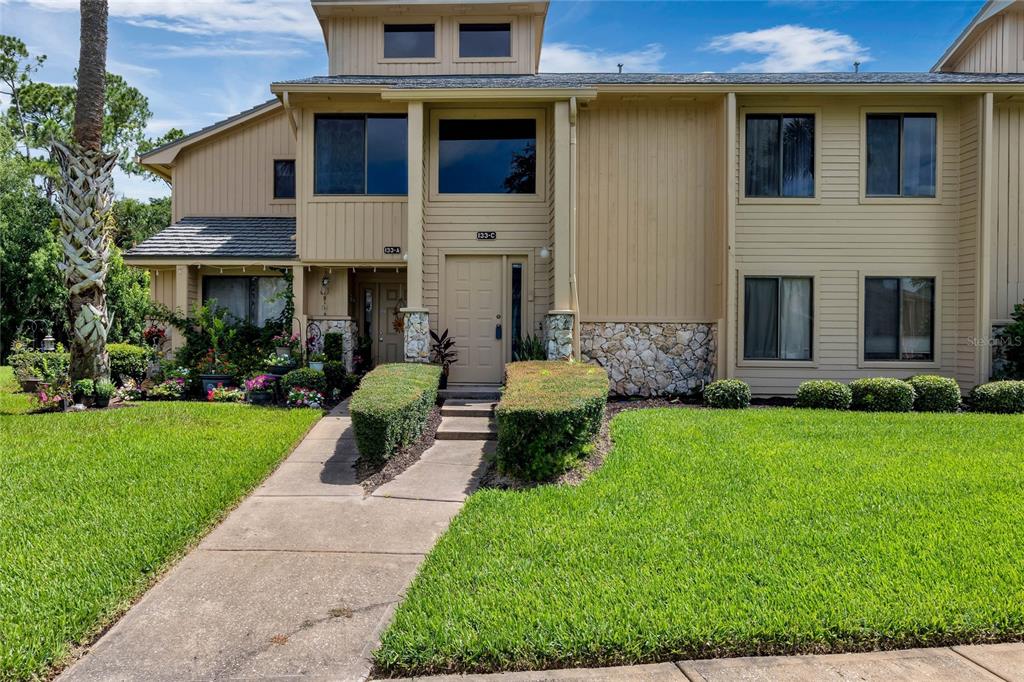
[94,379,115,408]
[72,378,95,406]
[272,331,300,360]
[429,329,458,390]
[35,379,70,412]
[308,352,325,372]
[265,351,296,376]
[195,349,236,394]
[245,374,277,405]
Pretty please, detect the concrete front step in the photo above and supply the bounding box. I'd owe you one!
[435,415,497,440]
[439,384,502,401]
[441,400,497,417]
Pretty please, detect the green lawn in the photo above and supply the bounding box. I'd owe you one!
[0,369,320,680]
[376,408,1024,676]
[0,366,34,415]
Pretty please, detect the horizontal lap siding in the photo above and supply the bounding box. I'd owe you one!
[328,15,537,76]
[173,111,295,222]
[958,96,981,386]
[576,101,723,323]
[992,102,1024,323]
[733,95,965,396]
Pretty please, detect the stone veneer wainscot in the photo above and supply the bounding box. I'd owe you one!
[581,322,717,397]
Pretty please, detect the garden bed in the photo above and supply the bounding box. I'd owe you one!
[376,407,1024,676]
[0,368,320,680]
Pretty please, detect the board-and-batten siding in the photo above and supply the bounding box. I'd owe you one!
[148,268,175,309]
[326,15,537,76]
[575,100,723,323]
[172,110,295,223]
[296,103,407,263]
[958,96,982,385]
[732,95,965,396]
[951,10,1024,73]
[422,105,553,339]
[991,101,1024,323]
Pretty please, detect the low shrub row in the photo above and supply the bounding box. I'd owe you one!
[705,375,1024,413]
[350,363,442,462]
[10,344,150,388]
[496,361,609,481]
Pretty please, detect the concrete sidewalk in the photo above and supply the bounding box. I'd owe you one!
[401,644,1024,681]
[60,402,490,681]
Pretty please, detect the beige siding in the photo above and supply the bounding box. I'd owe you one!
[326,14,538,76]
[296,101,408,264]
[576,99,723,323]
[422,104,552,340]
[958,96,982,386]
[951,9,1024,73]
[172,111,295,222]
[731,94,965,396]
[148,267,176,310]
[991,100,1024,323]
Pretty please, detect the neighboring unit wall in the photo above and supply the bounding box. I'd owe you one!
[575,97,724,395]
[731,94,965,396]
[172,110,295,222]
[296,99,408,264]
[325,14,540,76]
[957,95,982,386]
[991,100,1024,324]
[949,9,1024,73]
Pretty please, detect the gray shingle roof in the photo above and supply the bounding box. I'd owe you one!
[125,217,296,259]
[274,72,1024,89]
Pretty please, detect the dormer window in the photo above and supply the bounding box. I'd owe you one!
[458,22,511,58]
[383,23,435,59]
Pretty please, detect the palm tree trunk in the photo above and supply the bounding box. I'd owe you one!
[54,0,116,381]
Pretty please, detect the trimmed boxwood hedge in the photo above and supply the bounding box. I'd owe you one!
[350,363,442,461]
[496,361,608,481]
[280,367,327,396]
[970,380,1024,414]
[795,380,852,410]
[703,379,751,409]
[108,343,150,383]
[908,375,961,412]
[850,378,916,412]
[10,344,149,385]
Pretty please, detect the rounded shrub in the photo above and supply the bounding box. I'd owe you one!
[795,380,852,410]
[323,332,345,363]
[703,379,751,409]
[969,380,1024,414]
[907,375,961,412]
[849,378,915,412]
[108,343,150,383]
[280,367,327,396]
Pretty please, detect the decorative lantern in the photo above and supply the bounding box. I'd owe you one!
[41,334,56,352]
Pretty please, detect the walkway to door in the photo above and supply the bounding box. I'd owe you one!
[59,401,491,681]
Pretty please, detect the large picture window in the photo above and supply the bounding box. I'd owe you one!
[438,118,536,194]
[458,23,511,58]
[314,114,408,195]
[383,24,435,59]
[202,276,287,326]
[864,276,935,361]
[866,113,937,198]
[744,114,815,198]
[743,276,813,360]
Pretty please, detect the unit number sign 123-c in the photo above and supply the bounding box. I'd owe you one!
[476,231,497,240]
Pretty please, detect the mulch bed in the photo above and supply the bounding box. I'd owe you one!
[355,405,442,494]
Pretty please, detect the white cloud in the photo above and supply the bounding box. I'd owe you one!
[540,42,665,73]
[151,43,308,58]
[107,59,159,79]
[6,0,322,41]
[706,24,869,72]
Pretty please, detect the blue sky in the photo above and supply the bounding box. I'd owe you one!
[0,0,982,200]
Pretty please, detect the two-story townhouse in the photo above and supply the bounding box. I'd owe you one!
[126,0,1024,397]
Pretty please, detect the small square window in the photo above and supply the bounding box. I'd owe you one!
[744,114,815,198]
[459,23,511,58]
[744,276,813,360]
[864,276,935,361]
[384,23,434,59]
[866,113,937,198]
[273,160,295,199]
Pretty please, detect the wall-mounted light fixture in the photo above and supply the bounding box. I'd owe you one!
[539,246,551,259]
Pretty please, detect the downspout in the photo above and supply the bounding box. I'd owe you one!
[569,96,581,360]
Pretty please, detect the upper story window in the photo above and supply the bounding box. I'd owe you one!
[744,114,814,198]
[383,23,435,59]
[458,23,511,58]
[438,118,535,194]
[744,276,813,361]
[866,113,937,198]
[314,114,408,196]
[273,160,295,199]
[864,276,935,361]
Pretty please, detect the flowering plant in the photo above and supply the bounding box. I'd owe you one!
[245,374,276,392]
[272,331,300,350]
[195,349,236,376]
[149,378,185,400]
[287,386,322,408]
[117,378,144,402]
[35,380,70,412]
[208,384,245,402]
[143,324,167,346]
